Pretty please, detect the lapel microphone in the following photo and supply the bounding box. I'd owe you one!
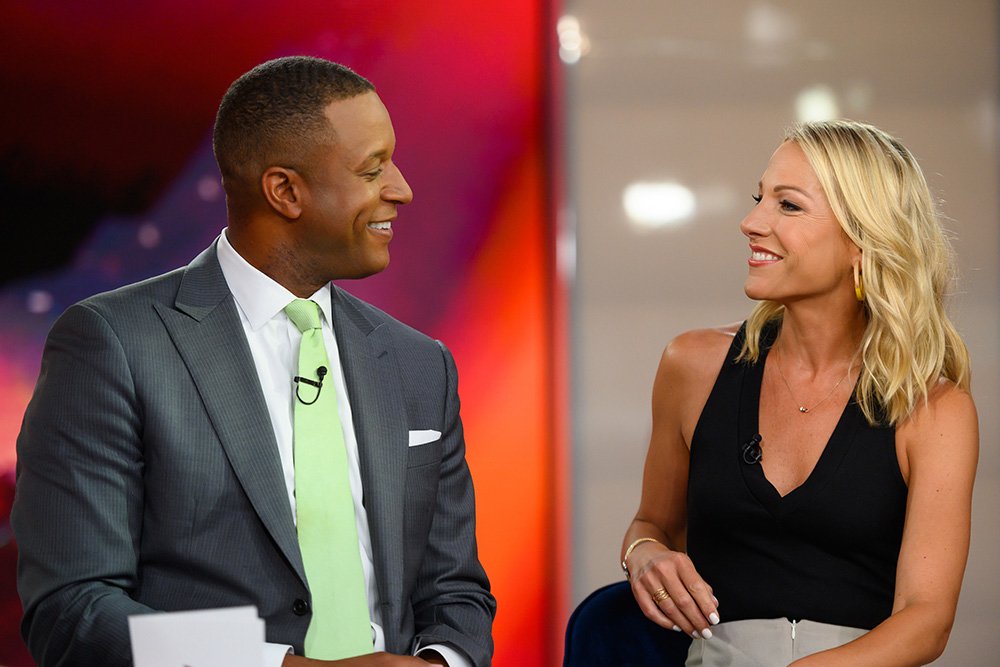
[294,366,328,405]
[742,433,763,465]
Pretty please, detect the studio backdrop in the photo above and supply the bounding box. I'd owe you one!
[0,2,567,665]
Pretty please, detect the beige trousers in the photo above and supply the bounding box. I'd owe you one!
[686,618,867,667]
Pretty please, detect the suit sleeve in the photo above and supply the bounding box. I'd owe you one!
[13,303,154,666]
[410,342,496,667]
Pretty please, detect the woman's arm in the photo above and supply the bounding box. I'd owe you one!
[791,381,979,666]
[622,328,733,639]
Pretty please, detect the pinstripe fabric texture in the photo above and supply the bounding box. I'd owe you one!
[12,242,496,667]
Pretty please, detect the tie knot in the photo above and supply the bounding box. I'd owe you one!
[284,298,323,333]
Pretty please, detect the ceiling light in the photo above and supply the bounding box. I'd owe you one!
[796,85,839,122]
[557,15,590,65]
[623,181,696,230]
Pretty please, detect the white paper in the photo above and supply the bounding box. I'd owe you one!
[129,605,264,667]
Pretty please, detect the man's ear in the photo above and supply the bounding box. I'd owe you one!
[261,167,305,219]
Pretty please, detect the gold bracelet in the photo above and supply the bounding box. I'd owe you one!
[621,537,663,580]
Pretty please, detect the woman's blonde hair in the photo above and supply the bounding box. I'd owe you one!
[739,119,970,425]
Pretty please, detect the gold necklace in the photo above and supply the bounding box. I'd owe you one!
[773,346,856,414]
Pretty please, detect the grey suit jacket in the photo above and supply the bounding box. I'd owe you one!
[12,243,495,666]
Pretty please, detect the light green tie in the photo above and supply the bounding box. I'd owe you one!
[284,298,372,659]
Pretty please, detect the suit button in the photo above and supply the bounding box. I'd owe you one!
[292,599,310,616]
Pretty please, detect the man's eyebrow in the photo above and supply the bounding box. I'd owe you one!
[354,149,389,170]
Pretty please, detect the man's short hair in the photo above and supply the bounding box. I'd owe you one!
[212,56,374,185]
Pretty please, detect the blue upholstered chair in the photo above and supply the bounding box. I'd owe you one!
[564,581,692,666]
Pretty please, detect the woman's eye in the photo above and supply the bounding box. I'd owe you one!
[751,194,762,204]
[779,199,802,212]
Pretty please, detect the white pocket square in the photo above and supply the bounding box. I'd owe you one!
[408,429,441,447]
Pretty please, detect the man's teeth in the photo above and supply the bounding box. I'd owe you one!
[369,221,392,230]
[752,250,781,261]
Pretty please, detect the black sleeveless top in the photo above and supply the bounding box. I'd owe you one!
[686,322,906,630]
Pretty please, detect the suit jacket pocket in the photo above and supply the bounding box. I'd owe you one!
[406,439,443,468]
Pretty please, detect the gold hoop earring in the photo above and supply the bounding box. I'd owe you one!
[853,263,865,302]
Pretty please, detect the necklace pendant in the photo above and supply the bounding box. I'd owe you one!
[799,406,809,413]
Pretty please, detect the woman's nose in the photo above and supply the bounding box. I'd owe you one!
[739,205,768,239]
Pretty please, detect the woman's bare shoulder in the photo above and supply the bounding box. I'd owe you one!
[899,378,978,436]
[661,322,742,374]
[651,323,743,442]
[653,322,743,397]
[896,378,979,482]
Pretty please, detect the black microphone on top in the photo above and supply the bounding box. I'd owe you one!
[294,366,328,405]
[742,433,763,465]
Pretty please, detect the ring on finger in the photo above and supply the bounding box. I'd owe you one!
[652,587,670,603]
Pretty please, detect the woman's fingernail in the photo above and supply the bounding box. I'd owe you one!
[709,612,720,625]
[671,625,682,632]
[691,631,700,639]
[701,628,713,640]
[712,595,719,605]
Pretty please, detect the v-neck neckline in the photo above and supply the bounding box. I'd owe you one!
[736,324,863,517]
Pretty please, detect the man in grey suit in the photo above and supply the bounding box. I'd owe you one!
[13,57,495,667]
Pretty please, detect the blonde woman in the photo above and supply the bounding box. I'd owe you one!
[621,120,978,666]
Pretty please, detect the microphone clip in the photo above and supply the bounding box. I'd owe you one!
[742,433,763,465]
[294,366,328,405]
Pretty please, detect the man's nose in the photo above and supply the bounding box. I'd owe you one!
[384,162,413,205]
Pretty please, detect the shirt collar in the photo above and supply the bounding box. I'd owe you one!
[216,229,333,330]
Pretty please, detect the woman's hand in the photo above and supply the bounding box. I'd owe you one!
[626,539,719,639]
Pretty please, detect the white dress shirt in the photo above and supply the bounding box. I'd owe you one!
[216,231,467,667]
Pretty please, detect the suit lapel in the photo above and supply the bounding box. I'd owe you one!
[332,287,407,629]
[154,244,306,586]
